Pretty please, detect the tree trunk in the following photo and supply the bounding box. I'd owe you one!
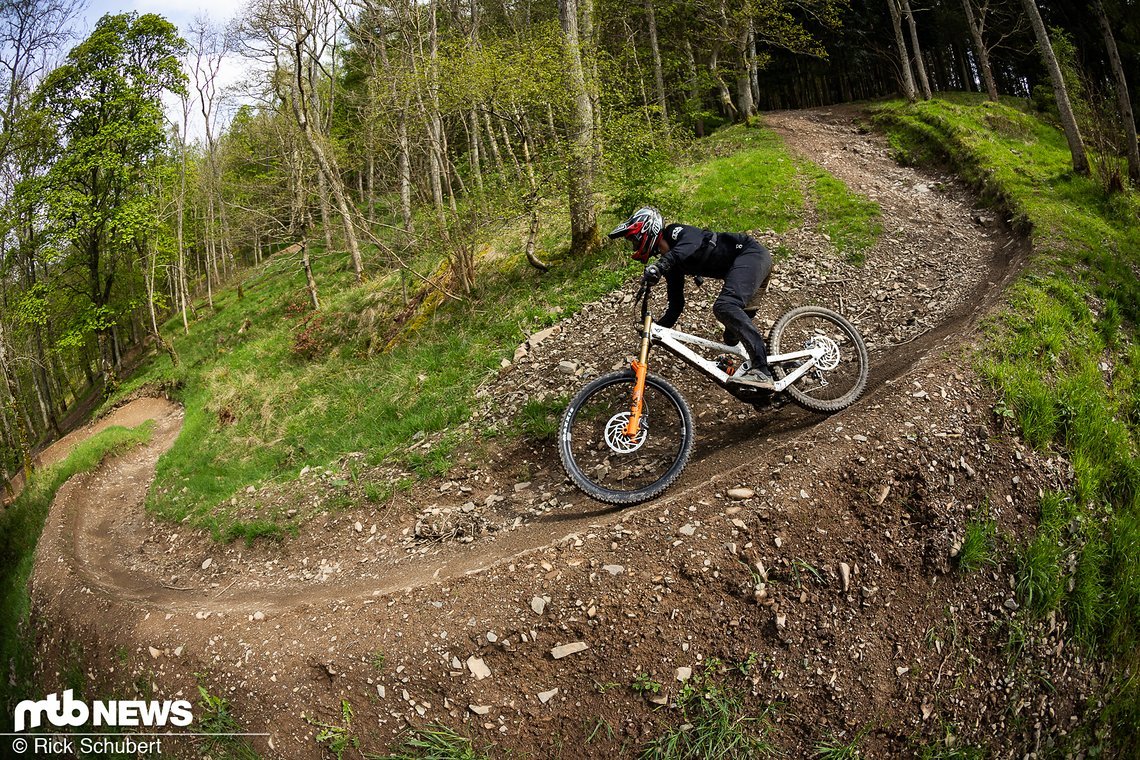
[518,129,550,272]
[0,318,31,478]
[901,0,932,99]
[1019,0,1089,175]
[580,0,602,171]
[749,28,761,109]
[955,42,973,92]
[1094,0,1140,184]
[140,239,179,368]
[301,239,320,310]
[684,41,704,136]
[644,0,667,119]
[468,109,484,191]
[287,49,365,281]
[318,170,336,252]
[736,24,755,119]
[887,0,917,102]
[709,47,739,120]
[559,0,600,255]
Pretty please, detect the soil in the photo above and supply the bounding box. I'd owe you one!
[23,107,1103,759]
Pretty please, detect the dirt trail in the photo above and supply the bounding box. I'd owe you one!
[26,108,1080,759]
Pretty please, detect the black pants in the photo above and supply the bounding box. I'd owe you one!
[713,245,772,368]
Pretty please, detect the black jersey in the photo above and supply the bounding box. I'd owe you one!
[656,223,756,279]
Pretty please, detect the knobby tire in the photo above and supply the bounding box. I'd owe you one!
[768,306,869,413]
[559,370,695,505]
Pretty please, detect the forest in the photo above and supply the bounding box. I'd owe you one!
[0,0,1137,494]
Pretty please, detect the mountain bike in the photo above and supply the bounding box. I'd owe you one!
[558,279,869,505]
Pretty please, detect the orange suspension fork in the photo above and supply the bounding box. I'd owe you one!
[625,313,654,438]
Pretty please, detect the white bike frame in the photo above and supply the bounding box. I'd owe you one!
[649,324,827,393]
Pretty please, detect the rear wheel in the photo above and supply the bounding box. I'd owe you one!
[559,370,694,505]
[768,306,869,413]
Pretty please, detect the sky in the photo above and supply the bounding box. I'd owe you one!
[83,0,240,35]
[81,0,256,140]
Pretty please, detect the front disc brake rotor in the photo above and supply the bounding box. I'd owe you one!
[604,412,648,453]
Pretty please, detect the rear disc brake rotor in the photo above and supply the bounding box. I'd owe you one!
[805,335,841,371]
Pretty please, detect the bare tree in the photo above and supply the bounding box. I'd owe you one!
[0,0,79,158]
[1093,0,1139,184]
[961,0,998,100]
[886,0,917,102]
[240,0,366,281]
[901,0,931,99]
[1018,0,1088,175]
[644,0,666,119]
[189,17,238,288]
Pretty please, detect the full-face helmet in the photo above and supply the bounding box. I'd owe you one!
[607,206,664,263]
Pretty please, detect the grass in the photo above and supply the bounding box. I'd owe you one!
[667,122,882,264]
[956,516,997,572]
[815,725,870,759]
[670,124,805,233]
[641,662,779,759]
[196,680,261,760]
[307,699,359,759]
[874,93,1140,755]
[517,395,568,440]
[112,231,631,538]
[0,421,154,730]
[915,742,987,760]
[372,724,489,760]
[800,163,883,264]
[586,716,616,744]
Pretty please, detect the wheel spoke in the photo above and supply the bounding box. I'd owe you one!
[770,307,869,413]
[560,371,694,504]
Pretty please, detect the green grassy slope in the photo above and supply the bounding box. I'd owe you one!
[875,94,1140,755]
[108,122,881,541]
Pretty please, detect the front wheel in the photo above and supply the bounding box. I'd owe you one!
[769,306,869,413]
[559,370,694,505]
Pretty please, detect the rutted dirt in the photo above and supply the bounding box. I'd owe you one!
[24,107,1102,758]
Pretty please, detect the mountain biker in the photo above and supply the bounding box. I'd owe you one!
[608,206,775,386]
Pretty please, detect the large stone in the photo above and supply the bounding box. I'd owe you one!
[531,597,546,615]
[550,642,589,659]
[727,487,755,500]
[527,326,559,349]
[538,688,559,704]
[466,656,491,680]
